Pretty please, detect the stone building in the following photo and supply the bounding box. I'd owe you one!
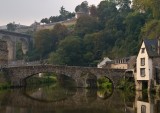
[0,39,8,67]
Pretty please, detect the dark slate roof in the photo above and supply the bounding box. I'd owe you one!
[143,39,159,57]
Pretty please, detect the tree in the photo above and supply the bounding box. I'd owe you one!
[7,23,16,31]
[133,0,160,19]
[59,6,69,20]
[141,19,160,39]
[97,1,118,26]
[41,18,50,24]
[51,23,69,41]
[89,5,97,17]
[75,1,89,13]
[117,0,132,15]
[75,15,100,37]
[34,29,53,58]
[49,36,84,65]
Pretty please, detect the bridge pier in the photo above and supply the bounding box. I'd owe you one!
[11,78,27,87]
[76,72,97,88]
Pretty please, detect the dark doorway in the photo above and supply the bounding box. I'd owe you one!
[156,68,160,84]
[142,81,148,90]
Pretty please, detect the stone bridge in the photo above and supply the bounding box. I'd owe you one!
[3,65,125,88]
[0,30,32,60]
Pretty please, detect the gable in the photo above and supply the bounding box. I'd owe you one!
[137,42,149,58]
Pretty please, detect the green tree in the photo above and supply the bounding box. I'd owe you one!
[34,29,53,58]
[117,0,132,16]
[52,23,69,40]
[133,0,160,19]
[75,15,100,37]
[41,18,50,24]
[49,36,84,65]
[141,19,160,39]
[75,1,89,13]
[97,0,118,26]
[89,5,97,17]
[59,6,69,19]
[7,23,16,31]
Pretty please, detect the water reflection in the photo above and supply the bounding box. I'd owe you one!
[134,91,160,113]
[0,85,160,113]
[24,85,76,102]
[97,88,113,99]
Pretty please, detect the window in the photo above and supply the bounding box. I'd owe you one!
[141,58,145,66]
[140,68,145,77]
[141,48,145,53]
[141,105,146,113]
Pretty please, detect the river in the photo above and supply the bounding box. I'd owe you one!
[0,84,159,113]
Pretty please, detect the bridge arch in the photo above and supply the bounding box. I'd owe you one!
[18,37,29,54]
[5,65,125,88]
[97,75,114,88]
[0,30,32,60]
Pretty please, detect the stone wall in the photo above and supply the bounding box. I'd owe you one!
[0,40,8,67]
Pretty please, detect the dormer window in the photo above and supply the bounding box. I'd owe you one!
[151,45,156,51]
[141,48,145,53]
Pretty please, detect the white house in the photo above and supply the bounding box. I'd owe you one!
[136,38,160,91]
[97,57,112,68]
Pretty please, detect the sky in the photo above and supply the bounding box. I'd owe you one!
[0,0,102,26]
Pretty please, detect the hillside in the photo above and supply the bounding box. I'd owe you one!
[23,0,160,67]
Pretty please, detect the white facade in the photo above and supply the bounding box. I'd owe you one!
[97,57,111,68]
[111,63,128,69]
[136,42,153,80]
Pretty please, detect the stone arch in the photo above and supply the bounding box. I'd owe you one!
[98,75,114,89]
[18,37,29,54]
[124,69,135,81]
[20,71,76,87]
[97,75,114,99]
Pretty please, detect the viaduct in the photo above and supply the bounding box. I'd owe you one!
[0,30,32,61]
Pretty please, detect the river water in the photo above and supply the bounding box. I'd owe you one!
[0,84,159,113]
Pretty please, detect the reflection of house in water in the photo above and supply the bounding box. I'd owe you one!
[137,101,154,113]
[134,91,160,113]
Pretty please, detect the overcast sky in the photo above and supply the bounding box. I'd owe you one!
[0,0,102,26]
